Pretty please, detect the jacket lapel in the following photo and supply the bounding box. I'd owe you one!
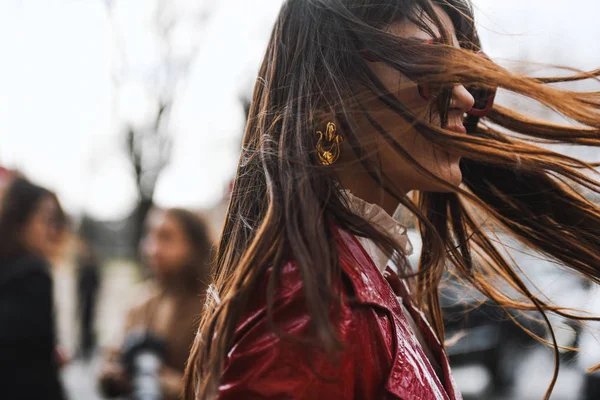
[335,228,456,400]
[394,276,462,400]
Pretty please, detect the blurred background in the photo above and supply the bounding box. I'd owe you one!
[0,0,599,399]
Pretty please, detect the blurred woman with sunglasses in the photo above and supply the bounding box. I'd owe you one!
[0,177,68,400]
[184,1,600,399]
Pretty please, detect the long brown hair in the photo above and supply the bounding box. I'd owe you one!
[0,177,66,262]
[184,1,600,398]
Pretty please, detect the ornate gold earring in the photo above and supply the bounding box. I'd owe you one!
[315,122,343,166]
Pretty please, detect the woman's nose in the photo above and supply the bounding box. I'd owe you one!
[452,85,475,112]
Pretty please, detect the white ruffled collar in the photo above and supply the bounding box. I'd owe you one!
[343,190,413,272]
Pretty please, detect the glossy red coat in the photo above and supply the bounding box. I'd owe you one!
[218,228,462,399]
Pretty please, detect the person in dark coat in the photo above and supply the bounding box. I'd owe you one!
[0,177,68,400]
[76,240,100,360]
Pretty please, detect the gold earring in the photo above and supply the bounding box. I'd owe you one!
[315,122,343,166]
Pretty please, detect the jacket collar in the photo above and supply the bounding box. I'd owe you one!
[334,226,461,400]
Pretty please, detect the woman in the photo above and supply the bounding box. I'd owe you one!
[99,208,212,400]
[0,177,68,400]
[185,0,600,399]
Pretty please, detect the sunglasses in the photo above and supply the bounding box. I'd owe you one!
[362,39,497,117]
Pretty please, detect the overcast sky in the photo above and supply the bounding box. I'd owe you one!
[0,0,598,220]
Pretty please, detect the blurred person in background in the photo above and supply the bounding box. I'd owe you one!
[76,238,101,361]
[0,177,68,400]
[183,0,600,399]
[98,208,212,400]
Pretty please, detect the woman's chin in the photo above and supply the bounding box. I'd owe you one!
[447,163,463,186]
[427,164,463,192]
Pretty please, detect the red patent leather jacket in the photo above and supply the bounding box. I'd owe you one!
[218,227,462,400]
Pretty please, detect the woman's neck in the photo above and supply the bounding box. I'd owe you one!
[157,275,196,298]
[338,164,406,215]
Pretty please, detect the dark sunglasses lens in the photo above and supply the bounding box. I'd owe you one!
[467,86,493,110]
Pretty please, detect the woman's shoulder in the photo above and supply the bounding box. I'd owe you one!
[122,280,162,329]
[238,261,303,321]
[220,259,366,399]
[231,260,353,341]
[229,227,379,342]
[253,260,348,304]
[128,280,160,308]
[0,254,50,288]
[1,253,49,270]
